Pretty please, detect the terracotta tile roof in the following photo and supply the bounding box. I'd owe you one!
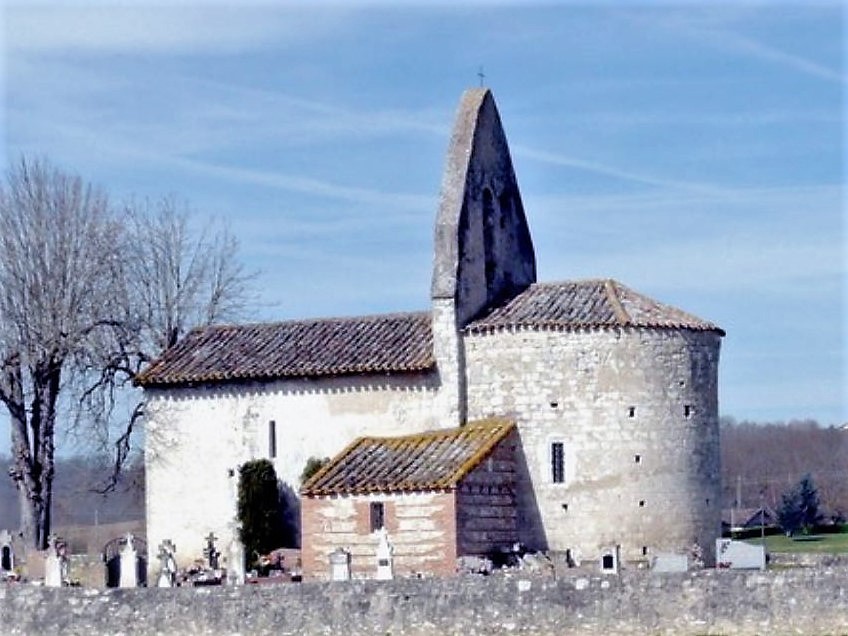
[466,279,724,335]
[301,418,515,496]
[135,311,434,388]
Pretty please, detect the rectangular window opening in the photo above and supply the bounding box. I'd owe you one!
[268,420,277,459]
[551,442,565,484]
[642,546,648,556]
[628,406,636,418]
[634,454,641,464]
[370,502,385,533]
[684,405,693,418]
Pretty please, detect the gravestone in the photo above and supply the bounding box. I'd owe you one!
[157,540,177,588]
[652,553,689,573]
[329,548,351,581]
[716,539,766,570]
[119,533,138,588]
[227,536,245,586]
[0,529,15,575]
[104,535,148,588]
[44,535,66,587]
[375,528,393,580]
[600,546,620,574]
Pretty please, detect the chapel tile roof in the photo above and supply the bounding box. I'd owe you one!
[136,279,720,388]
[134,311,434,388]
[466,279,725,335]
[301,418,515,497]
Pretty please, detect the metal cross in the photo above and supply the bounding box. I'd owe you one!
[477,66,486,87]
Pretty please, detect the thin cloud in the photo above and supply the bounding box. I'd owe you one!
[5,4,349,55]
[715,30,845,84]
[513,144,732,196]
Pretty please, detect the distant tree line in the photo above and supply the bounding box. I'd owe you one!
[720,417,848,520]
[0,453,144,529]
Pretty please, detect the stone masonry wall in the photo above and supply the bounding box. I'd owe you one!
[145,372,440,576]
[456,429,519,556]
[464,326,722,564]
[1,567,846,635]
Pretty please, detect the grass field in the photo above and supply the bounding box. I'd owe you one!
[745,530,848,554]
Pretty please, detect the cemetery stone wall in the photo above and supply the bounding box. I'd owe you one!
[0,566,846,635]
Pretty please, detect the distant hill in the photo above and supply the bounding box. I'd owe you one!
[0,455,144,532]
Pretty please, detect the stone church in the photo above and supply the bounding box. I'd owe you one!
[138,88,724,576]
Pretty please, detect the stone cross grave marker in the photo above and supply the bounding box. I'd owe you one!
[157,540,177,588]
[203,533,220,571]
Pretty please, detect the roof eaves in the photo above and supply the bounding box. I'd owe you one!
[449,419,515,484]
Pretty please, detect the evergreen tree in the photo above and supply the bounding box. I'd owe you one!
[237,459,283,567]
[778,473,821,536]
[796,473,822,530]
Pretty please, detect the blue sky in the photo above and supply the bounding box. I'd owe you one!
[2,1,845,432]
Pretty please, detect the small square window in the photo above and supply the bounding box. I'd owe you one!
[370,502,385,533]
[639,500,646,507]
[628,406,636,418]
[634,454,641,464]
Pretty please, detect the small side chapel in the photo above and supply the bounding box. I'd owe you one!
[138,88,724,578]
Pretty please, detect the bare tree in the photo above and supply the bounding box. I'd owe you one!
[86,196,253,489]
[0,157,122,548]
[0,157,254,548]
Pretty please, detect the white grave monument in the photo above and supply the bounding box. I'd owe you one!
[227,535,245,586]
[119,533,138,588]
[375,528,393,580]
[44,535,64,587]
[716,539,766,570]
[329,548,351,581]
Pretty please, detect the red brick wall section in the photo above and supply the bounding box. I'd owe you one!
[301,492,457,580]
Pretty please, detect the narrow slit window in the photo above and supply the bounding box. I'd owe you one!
[628,406,636,418]
[551,442,565,483]
[370,502,385,533]
[684,405,693,418]
[268,420,277,459]
[634,454,641,464]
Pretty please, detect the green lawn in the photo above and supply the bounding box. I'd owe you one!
[745,531,848,554]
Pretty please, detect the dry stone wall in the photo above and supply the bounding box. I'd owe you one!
[1,567,846,635]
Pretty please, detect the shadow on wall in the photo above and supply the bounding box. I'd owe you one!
[514,429,548,551]
[279,481,301,549]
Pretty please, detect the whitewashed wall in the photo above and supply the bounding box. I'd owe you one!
[463,326,722,564]
[144,372,440,572]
